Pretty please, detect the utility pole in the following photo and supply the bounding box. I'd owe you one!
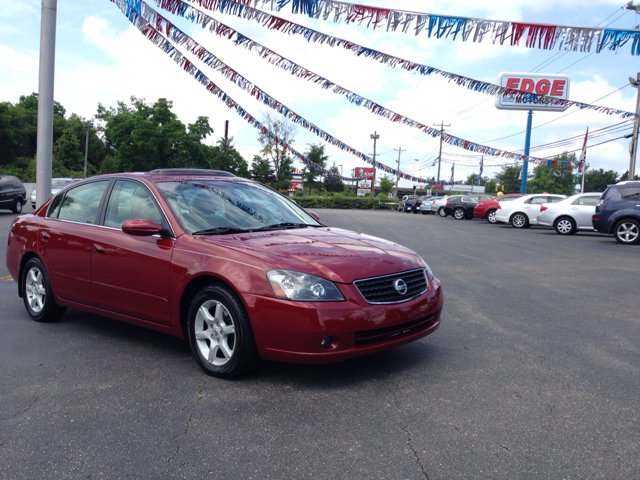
[83,120,93,178]
[629,73,640,181]
[370,132,379,209]
[221,120,229,171]
[434,122,450,193]
[36,0,57,209]
[393,146,406,198]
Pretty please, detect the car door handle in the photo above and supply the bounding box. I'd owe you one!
[41,231,50,241]
[93,244,105,255]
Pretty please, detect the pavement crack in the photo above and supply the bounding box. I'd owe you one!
[403,425,430,480]
[165,378,207,472]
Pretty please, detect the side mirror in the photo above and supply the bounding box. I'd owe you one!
[308,211,320,221]
[122,218,163,237]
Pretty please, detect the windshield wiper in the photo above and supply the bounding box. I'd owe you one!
[192,227,249,235]
[253,223,317,231]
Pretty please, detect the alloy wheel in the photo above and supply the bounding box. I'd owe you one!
[194,300,236,366]
[615,221,640,244]
[454,208,465,220]
[512,214,527,228]
[25,267,46,314]
[487,211,497,224]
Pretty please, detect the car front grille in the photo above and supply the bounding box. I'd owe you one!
[353,268,428,304]
[354,314,435,345]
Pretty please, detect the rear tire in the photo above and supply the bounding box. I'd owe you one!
[486,210,497,224]
[438,207,447,217]
[555,217,576,235]
[453,208,465,220]
[613,219,640,245]
[510,213,529,229]
[187,284,260,378]
[22,258,66,322]
[12,198,22,214]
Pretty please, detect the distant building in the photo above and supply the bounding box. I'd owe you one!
[288,168,303,196]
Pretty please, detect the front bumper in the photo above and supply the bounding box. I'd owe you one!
[242,280,444,364]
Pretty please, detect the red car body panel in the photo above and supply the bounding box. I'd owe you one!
[474,194,525,219]
[6,173,443,364]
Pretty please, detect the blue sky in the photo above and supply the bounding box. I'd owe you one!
[1,0,638,186]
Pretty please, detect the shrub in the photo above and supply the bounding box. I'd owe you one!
[295,196,396,210]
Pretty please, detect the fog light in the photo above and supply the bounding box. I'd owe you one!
[321,337,332,349]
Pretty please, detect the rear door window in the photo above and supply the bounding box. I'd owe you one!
[572,196,600,206]
[619,187,640,201]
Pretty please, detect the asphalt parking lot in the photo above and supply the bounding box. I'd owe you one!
[1,208,639,479]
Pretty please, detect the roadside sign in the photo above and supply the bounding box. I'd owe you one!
[495,72,570,112]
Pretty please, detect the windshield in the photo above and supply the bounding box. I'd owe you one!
[52,179,73,190]
[156,180,321,235]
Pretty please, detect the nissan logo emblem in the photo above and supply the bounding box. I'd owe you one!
[394,279,408,295]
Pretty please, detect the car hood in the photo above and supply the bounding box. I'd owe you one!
[192,227,423,284]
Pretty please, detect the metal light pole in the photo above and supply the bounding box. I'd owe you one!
[370,132,379,209]
[521,110,533,194]
[393,146,406,198]
[83,120,93,178]
[36,0,58,209]
[434,122,450,192]
[628,74,640,181]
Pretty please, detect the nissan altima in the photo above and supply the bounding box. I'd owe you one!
[6,169,443,378]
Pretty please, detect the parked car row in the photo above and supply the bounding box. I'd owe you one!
[406,181,640,245]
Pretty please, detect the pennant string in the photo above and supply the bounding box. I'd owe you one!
[165,0,639,119]
[110,0,574,187]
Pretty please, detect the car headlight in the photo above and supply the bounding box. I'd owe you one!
[418,255,435,281]
[30,191,36,201]
[267,270,345,302]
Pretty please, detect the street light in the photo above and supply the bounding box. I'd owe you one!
[83,120,94,178]
[628,73,640,181]
[370,132,379,208]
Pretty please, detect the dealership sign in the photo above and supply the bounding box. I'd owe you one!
[495,73,570,112]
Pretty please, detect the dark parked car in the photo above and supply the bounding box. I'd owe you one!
[443,194,494,219]
[398,195,419,213]
[411,195,430,214]
[6,169,444,378]
[474,194,525,224]
[593,181,640,245]
[0,175,27,214]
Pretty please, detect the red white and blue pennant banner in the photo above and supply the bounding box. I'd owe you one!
[245,0,640,56]
[110,0,573,185]
[140,0,638,120]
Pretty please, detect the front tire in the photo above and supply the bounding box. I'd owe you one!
[187,284,259,378]
[486,210,497,224]
[12,198,23,214]
[555,217,576,235]
[22,258,66,322]
[613,219,640,245]
[511,213,529,229]
[438,207,447,217]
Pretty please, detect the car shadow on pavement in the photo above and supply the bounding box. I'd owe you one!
[57,308,442,386]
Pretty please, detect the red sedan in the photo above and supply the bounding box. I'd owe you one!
[6,170,443,378]
[474,194,525,224]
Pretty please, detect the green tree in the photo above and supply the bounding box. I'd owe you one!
[96,97,213,172]
[324,165,345,193]
[250,155,275,185]
[207,136,250,178]
[619,170,640,181]
[495,165,523,194]
[527,152,576,195]
[302,144,327,194]
[583,167,618,192]
[257,113,297,190]
[379,175,395,194]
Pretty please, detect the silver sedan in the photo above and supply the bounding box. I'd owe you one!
[536,192,602,235]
